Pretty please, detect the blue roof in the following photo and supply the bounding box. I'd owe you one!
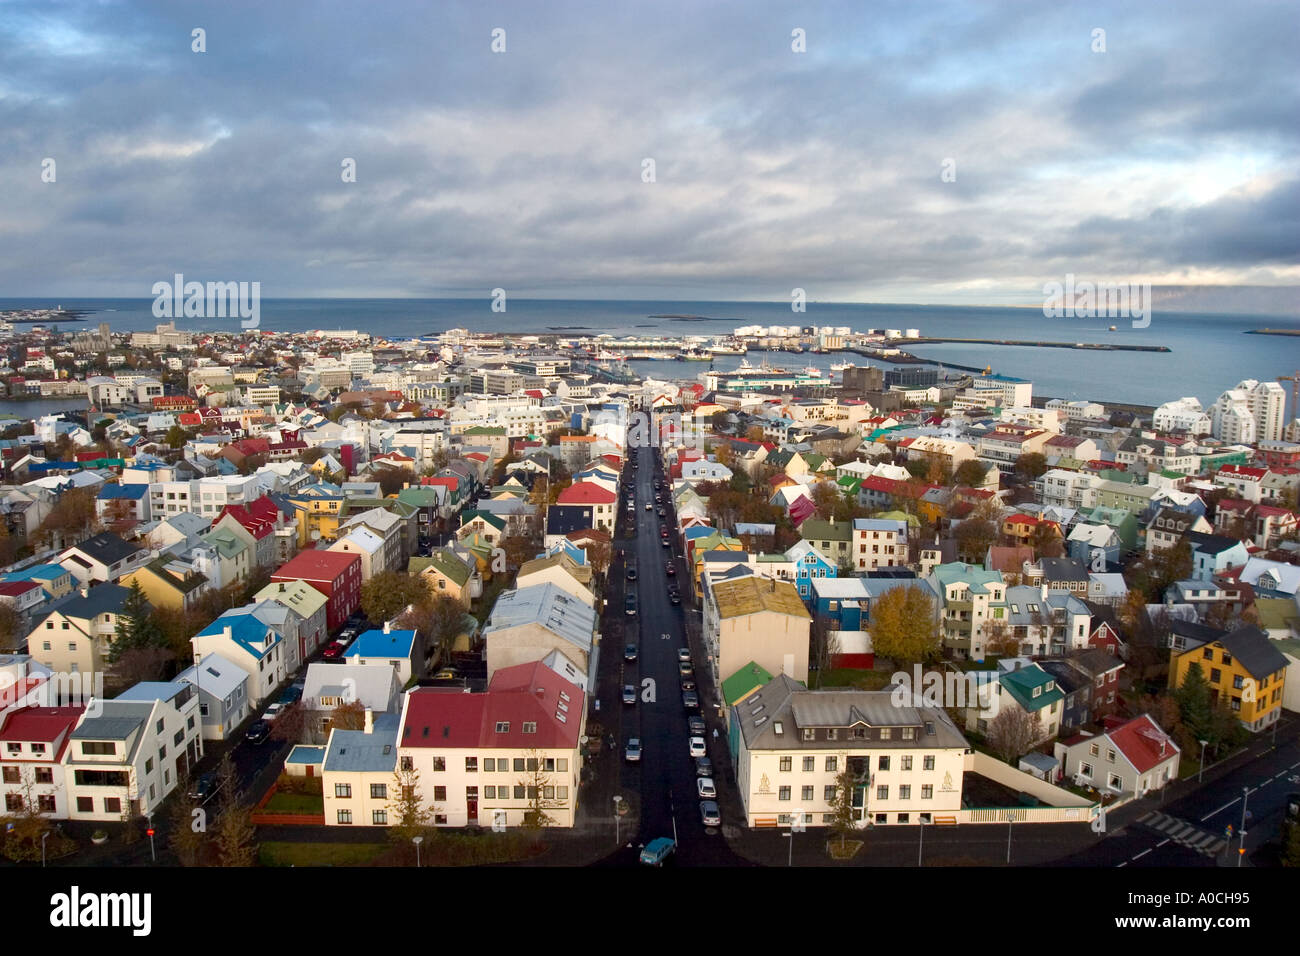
[343,628,417,660]
[286,745,326,765]
[97,483,148,500]
[4,564,68,582]
[198,611,280,658]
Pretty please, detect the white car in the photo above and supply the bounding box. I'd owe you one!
[696,777,716,799]
[689,736,706,757]
[263,702,284,721]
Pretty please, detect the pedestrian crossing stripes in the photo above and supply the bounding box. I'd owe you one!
[1136,811,1226,857]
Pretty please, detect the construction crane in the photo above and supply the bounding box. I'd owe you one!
[1279,370,1299,439]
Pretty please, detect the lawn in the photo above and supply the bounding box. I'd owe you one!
[816,669,895,690]
[264,792,325,815]
[259,842,388,867]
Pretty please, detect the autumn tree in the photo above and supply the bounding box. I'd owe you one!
[829,761,859,848]
[517,750,564,829]
[330,700,367,733]
[1029,521,1064,559]
[213,753,258,866]
[361,570,429,624]
[952,459,988,489]
[398,594,465,668]
[954,518,996,563]
[1014,452,1048,481]
[987,706,1042,762]
[0,603,25,653]
[270,701,312,745]
[868,584,940,667]
[985,619,1021,658]
[387,762,439,849]
[168,770,210,866]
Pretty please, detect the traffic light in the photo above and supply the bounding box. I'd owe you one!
[146,828,155,838]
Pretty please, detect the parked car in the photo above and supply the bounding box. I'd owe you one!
[688,716,706,736]
[656,508,665,517]
[433,668,457,680]
[669,590,681,605]
[683,689,699,709]
[680,679,695,692]
[679,661,694,677]
[626,566,637,581]
[695,756,713,777]
[263,701,284,721]
[625,737,642,762]
[278,684,302,705]
[624,643,638,661]
[623,684,637,705]
[187,772,221,803]
[699,800,721,827]
[625,593,638,616]
[697,777,717,799]
[645,502,652,511]
[689,736,706,757]
[661,537,670,548]
[640,837,675,865]
[322,642,344,660]
[677,647,691,662]
[245,720,271,745]
[665,563,676,576]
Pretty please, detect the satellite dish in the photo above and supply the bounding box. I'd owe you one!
[580,736,589,746]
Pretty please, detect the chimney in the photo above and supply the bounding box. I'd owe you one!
[223,625,232,641]
[364,708,374,734]
[383,621,391,634]
[79,586,89,599]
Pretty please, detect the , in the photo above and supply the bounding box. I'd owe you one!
[624,643,638,661]
[640,837,675,865]
[245,719,271,744]
[623,683,637,705]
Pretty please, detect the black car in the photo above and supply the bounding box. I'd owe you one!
[665,563,676,576]
[683,689,699,709]
[688,716,706,736]
[278,682,303,705]
[625,593,638,616]
[187,771,221,803]
[245,720,271,744]
[625,643,638,661]
[626,567,637,581]
[695,756,713,778]
[669,590,681,605]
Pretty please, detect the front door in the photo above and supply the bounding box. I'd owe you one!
[466,787,478,824]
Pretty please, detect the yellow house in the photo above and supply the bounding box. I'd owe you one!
[408,548,479,609]
[121,557,211,613]
[1168,624,1288,733]
[286,483,346,546]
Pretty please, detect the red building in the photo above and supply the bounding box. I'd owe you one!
[271,550,361,633]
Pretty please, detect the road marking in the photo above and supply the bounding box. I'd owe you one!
[1133,849,1151,860]
[1117,861,1128,867]
[1201,799,1239,822]
[1156,839,1169,847]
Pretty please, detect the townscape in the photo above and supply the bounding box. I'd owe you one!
[0,319,1296,869]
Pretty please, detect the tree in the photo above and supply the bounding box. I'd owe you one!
[375,468,408,497]
[954,518,996,564]
[952,459,987,489]
[0,774,75,862]
[829,761,859,847]
[985,619,1020,658]
[516,750,563,828]
[111,645,176,686]
[1014,452,1048,481]
[986,707,1042,762]
[0,521,21,567]
[361,571,429,624]
[213,753,258,866]
[270,701,312,745]
[810,617,843,686]
[387,762,438,847]
[108,580,168,665]
[1282,819,1300,868]
[168,770,210,866]
[1029,521,1064,559]
[868,584,940,667]
[398,594,465,667]
[33,486,97,550]
[0,603,25,653]
[1174,663,1213,744]
[330,700,366,732]
[585,538,612,581]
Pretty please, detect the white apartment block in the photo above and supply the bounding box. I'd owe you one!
[1045,399,1106,422]
[1153,397,1212,435]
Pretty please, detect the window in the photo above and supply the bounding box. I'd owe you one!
[921,785,933,799]
[880,728,891,740]
[1089,742,1099,756]
[174,730,184,746]
[899,785,911,800]
[495,721,510,733]
[824,785,837,802]
[77,797,93,813]
[465,757,477,773]
[513,786,526,800]
[923,755,935,771]
[337,810,353,824]
[483,758,495,772]
[3,793,21,812]
[372,810,387,825]
[1210,668,1222,684]
[1106,749,1116,762]
[334,783,352,798]
[38,795,55,814]
[876,786,889,800]
[801,786,814,801]
[1202,648,1213,660]
[522,722,537,734]
[779,757,792,772]
[104,797,121,814]
[370,784,387,800]
[802,757,815,772]
[557,758,568,772]
[1232,675,1244,690]
[825,756,837,772]
[434,814,448,825]
[1222,653,1232,666]
[802,728,815,741]
[400,756,413,771]
[557,786,569,800]
[1080,762,1094,778]
[1,767,19,784]
[826,729,837,740]
[80,741,115,756]
[156,719,164,734]
[513,758,525,772]
[433,786,447,801]
[901,756,913,771]
[432,757,445,771]
[778,786,791,801]
[35,767,53,784]
[878,756,890,771]
[484,786,496,799]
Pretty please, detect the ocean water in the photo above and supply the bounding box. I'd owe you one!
[1,297,1297,408]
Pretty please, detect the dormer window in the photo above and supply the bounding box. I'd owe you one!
[802,728,815,741]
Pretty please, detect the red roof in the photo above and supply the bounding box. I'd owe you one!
[0,581,41,599]
[0,706,84,761]
[556,482,616,505]
[1106,715,1180,773]
[272,549,359,583]
[214,503,274,539]
[399,661,583,751]
[1218,465,1266,479]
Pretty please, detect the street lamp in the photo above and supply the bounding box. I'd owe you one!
[1238,787,1250,867]
[412,834,422,867]
[41,831,49,868]
[782,831,793,867]
[1006,813,1013,865]
[1198,739,1208,784]
[917,818,925,868]
[613,795,623,846]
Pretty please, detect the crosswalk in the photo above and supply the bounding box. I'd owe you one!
[1136,811,1227,857]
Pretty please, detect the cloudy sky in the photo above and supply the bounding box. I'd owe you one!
[2,0,1297,305]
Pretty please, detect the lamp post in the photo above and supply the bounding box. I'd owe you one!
[41,831,49,867]
[412,834,422,867]
[146,815,155,863]
[1006,814,1013,865]
[782,831,793,867]
[1198,739,1208,784]
[613,795,623,846]
[917,818,925,868]
[1238,787,1249,867]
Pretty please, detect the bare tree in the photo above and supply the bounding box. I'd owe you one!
[987,707,1042,763]
[213,753,257,866]
[811,617,843,687]
[516,750,564,828]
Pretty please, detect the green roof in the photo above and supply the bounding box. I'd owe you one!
[799,518,852,542]
[722,662,774,706]
[464,425,506,436]
[425,548,471,587]
[1000,665,1065,712]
